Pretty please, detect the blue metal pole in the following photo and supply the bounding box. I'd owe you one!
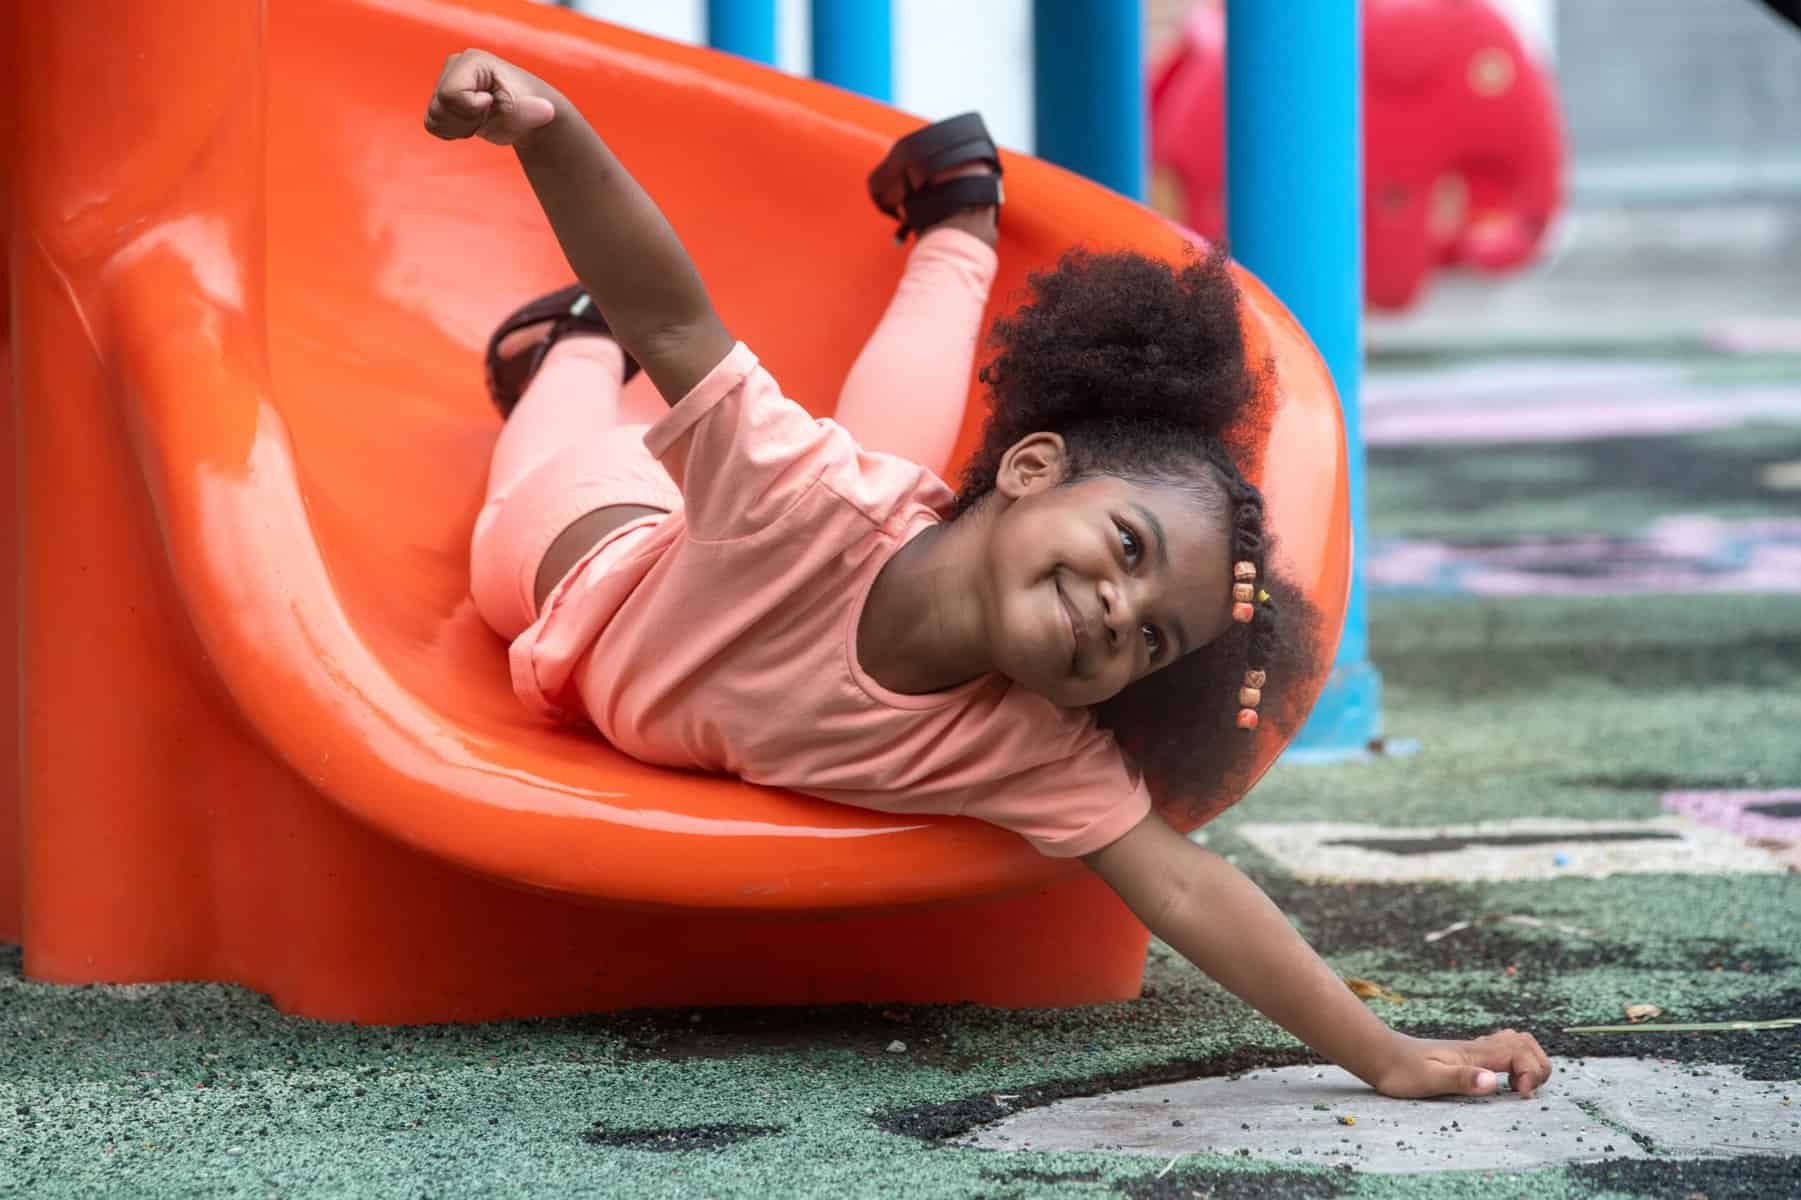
[1225,1,1381,757]
[1032,0,1145,200]
[707,0,777,66]
[812,0,892,101]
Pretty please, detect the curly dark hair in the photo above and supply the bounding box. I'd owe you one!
[955,243,1324,824]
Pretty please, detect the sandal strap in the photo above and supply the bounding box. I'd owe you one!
[488,284,593,350]
[484,285,640,417]
[897,117,1000,197]
[867,112,1002,222]
[892,174,1005,243]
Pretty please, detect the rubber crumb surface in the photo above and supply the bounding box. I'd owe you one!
[5,353,1801,1197]
[4,595,1796,1196]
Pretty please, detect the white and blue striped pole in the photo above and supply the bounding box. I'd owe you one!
[1032,0,1146,201]
[706,0,777,66]
[812,0,892,101]
[1226,1,1381,757]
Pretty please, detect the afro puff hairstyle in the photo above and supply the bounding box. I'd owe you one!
[954,243,1324,822]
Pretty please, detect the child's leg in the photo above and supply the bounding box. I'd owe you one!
[834,225,999,475]
[482,338,630,498]
[470,338,676,640]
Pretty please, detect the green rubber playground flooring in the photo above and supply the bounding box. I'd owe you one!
[4,358,1800,1197]
[1368,425,1801,541]
[1364,355,1801,542]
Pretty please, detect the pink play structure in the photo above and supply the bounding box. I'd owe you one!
[1151,0,1568,310]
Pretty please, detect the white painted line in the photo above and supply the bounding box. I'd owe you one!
[1234,816,1787,883]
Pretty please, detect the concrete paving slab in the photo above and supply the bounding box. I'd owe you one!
[1589,1061,1801,1159]
[957,1059,1800,1176]
[1234,816,1789,883]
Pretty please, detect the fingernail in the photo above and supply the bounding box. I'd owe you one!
[1475,1070,1497,1091]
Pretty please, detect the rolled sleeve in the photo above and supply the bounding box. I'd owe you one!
[644,341,849,542]
[642,342,760,463]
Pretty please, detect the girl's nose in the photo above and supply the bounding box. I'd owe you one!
[1096,578,1138,650]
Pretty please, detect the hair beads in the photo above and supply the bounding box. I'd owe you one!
[1208,445,1274,732]
[1229,557,1262,728]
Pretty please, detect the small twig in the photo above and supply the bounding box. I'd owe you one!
[1563,1017,1800,1034]
[1155,1154,1182,1180]
[1425,914,1597,943]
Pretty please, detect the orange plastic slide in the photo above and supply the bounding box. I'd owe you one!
[1,0,1349,1022]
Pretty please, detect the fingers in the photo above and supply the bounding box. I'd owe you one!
[423,51,557,145]
[1418,1060,1497,1098]
[424,87,493,140]
[1509,1054,1539,1099]
[1516,1033,1553,1099]
[482,94,556,146]
[1401,1031,1554,1101]
[424,50,498,140]
[1477,1029,1552,1099]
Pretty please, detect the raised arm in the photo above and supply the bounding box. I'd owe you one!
[1083,812,1552,1099]
[423,49,734,402]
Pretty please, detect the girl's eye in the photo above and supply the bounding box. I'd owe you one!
[1117,522,1142,563]
[1142,624,1162,657]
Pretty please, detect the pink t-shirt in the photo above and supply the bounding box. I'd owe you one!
[509,342,1151,858]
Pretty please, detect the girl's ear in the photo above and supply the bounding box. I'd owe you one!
[996,432,1070,499]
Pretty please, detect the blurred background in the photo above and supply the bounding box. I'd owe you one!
[546,0,1801,353]
[539,0,1801,729]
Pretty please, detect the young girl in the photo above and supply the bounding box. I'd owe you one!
[428,49,1550,1102]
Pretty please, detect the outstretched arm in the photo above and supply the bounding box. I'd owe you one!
[424,49,734,403]
[1084,812,1552,1099]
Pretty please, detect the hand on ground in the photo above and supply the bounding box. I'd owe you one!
[1374,1030,1552,1100]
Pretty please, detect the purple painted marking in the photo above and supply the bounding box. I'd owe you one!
[1366,396,1801,447]
[1363,362,1801,447]
[1366,401,1785,446]
[1704,318,1801,354]
[1663,790,1801,841]
[1369,517,1801,596]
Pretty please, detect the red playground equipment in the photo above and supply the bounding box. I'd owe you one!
[1151,0,1568,310]
[3,0,1350,1023]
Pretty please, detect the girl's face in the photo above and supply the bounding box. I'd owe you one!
[981,435,1236,708]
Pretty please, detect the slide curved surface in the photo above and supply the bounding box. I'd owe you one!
[4,0,1346,1014]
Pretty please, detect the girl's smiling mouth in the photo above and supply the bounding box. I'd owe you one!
[1055,573,1085,675]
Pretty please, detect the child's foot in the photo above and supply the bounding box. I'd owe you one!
[867,112,1004,246]
[485,285,640,418]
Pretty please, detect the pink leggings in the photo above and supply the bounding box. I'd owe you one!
[469,227,999,641]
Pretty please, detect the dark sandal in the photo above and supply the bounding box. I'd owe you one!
[484,284,641,418]
[867,112,1004,244]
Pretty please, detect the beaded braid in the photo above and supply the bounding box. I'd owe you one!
[1203,442,1278,731]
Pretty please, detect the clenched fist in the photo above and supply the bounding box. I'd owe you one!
[424,49,558,146]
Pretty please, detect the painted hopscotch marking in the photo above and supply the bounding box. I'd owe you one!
[1664,789,1801,872]
[1234,816,1788,883]
[1664,788,1801,839]
[960,1058,1800,1175]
